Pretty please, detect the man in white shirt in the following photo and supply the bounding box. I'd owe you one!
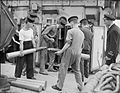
[52,16,84,91]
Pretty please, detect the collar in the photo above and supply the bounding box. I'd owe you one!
[109,22,114,28]
[73,24,79,28]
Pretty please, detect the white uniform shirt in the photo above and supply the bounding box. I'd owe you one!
[19,28,34,41]
[66,26,84,54]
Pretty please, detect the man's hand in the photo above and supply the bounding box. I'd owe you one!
[105,56,111,60]
[20,51,24,57]
[55,50,63,55]
[33,45,37,48]
[50,38,55,43]
[35,36,38,43]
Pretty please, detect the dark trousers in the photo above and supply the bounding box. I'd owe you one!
[15,41,34,79]
[57,39,64,64]
[82,49,90,78]
[0,50,6,63]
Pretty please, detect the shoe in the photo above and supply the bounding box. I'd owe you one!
[52,85,62,91]
[77,85,82,91]
[31,77,36,80]
[34,70,38,74]
[39,71,48,75]
[84,82,87,85]
[22,71,26,76]
[27,77,36,80]
[15,76,20,78]
[48,68,57,72]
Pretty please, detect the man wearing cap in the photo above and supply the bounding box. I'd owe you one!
[58,16,67,49]
[56,16,67,64]
[103,14,120,65]
[52,16,84,91]
[79,18,93,80]
[39,16,67,74]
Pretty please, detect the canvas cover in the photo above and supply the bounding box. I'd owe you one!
[0,1,17,49]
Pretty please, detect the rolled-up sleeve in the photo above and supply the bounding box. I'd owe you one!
[19,30,24,41]
[66,30,72,42]
[31,29,34,39]
[42,25,53,35]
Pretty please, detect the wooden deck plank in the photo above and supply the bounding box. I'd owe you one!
[1,63,80,93]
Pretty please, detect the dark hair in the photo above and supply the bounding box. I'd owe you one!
[29,12,37,18]
[60,16,67,22]
[59,16,67,25]
[80,19,88,25]
[26,17,34,23]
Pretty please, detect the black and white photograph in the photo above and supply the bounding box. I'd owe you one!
[1,0,120,93]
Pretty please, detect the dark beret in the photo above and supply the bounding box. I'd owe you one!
[68,16,78,23]
[29,12,37,18]
[80,18,88,23]
[104,14,115,21]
